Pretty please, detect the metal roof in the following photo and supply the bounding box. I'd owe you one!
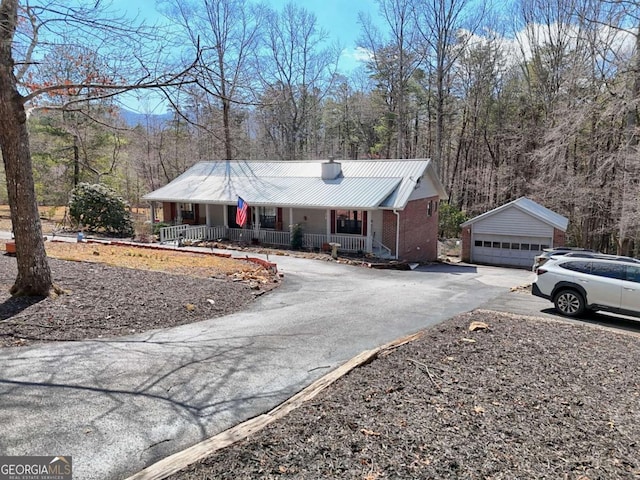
[143,159,446,210]
[461,197,569,231]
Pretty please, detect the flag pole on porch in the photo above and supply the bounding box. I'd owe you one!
[236,197,248,228]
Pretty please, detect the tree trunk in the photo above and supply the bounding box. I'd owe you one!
[0,0,53,296]
[73,135,80,186]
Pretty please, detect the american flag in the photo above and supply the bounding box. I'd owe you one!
[236,197,248,227]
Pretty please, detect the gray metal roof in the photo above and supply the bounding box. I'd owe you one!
[143,159,446,210]
[461,197,569,231]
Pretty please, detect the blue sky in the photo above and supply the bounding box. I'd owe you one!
[112,0,378,72]
[110,0,379,112]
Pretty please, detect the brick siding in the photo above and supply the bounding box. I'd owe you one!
[397,196,440,262]
[163,202,175,223]
[382,210,397,254]
[553,228,566,247]
[461,226,471,262]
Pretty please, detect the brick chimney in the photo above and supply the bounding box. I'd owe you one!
[321,158,342,180]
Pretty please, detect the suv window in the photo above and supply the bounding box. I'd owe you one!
[626,265,640,283]
[591,262,625,280]
[560,261,591,273]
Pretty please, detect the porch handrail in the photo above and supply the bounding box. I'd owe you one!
[373,237,392,257]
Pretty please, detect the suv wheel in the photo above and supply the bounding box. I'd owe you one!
[553,289,586,317]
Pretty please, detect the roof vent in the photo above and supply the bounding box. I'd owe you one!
[321,159,342,180]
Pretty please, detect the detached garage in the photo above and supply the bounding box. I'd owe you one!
[460,197,568,268]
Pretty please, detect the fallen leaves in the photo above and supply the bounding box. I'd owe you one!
[469,321,490,331]
[44,241,264,278]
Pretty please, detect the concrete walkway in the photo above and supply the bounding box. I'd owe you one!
[1,239,535,479]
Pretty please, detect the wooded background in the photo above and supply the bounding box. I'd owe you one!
[1,0,638,256]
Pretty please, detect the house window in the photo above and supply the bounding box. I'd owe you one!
[336,210,362,234]
[427,201,433,217]
[259,207,277,229]
[475,240,482,247]
[180,203,194,220]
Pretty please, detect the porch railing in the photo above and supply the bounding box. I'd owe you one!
[159,224,190,243]
[329,234,366,252]
[159,225,370,253]
[303,233,327,250]
[226,228,290,246]
[303,233,367,252]
[207,225,227,240]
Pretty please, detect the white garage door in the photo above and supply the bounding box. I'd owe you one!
[471,234,552,268]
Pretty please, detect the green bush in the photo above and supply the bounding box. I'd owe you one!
[438,201,469,238]
[152,222,170,236]
[68,183,134,237]
[290,223,304,250]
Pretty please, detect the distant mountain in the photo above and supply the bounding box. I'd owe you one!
[119,108,173,127]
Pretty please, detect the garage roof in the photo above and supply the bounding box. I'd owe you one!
[461,197,569,231]
[143,159,447,210]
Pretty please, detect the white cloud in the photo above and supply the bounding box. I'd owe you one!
[338,46,373,72]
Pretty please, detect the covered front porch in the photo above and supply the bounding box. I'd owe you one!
[153,202,393,257]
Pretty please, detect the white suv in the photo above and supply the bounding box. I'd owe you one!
[532,257,640,318]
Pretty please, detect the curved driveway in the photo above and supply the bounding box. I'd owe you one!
[0,253,533,479]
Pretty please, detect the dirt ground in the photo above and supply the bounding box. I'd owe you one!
[168,311,640,480]
[0,243,279,347]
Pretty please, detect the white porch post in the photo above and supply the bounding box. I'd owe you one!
[223,205,229,227]
[366,210,373,252]
[205,204,213,227]
[254,207,259,236]
[326,208,331,242]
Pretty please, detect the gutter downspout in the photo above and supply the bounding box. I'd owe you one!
[394,209,400,260]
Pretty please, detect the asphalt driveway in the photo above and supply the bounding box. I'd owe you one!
[1,256,534,479]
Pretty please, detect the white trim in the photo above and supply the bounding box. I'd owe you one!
[461,197,568,231]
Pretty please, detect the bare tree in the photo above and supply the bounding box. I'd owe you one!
[160,0,261,160]
[255,2,339,160]
[0,0,196,296]
[414,0,485,174]
[359,0,424,159]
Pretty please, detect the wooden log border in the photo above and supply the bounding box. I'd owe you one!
[126,331,424,480]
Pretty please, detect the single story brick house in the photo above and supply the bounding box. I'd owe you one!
[460,197,568,268]
[143,159,447,262]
